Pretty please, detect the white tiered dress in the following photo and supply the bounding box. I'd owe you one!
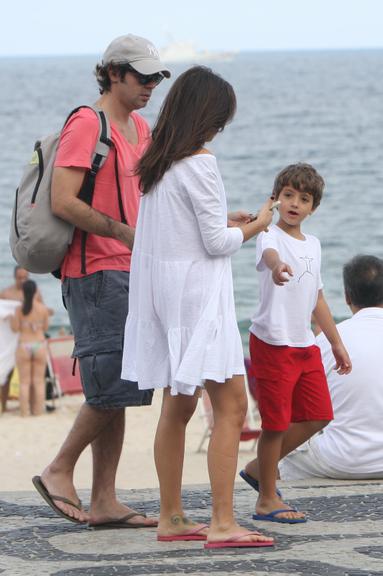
[121,154,245,396]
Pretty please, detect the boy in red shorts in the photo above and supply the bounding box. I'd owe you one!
[240,163,352,523]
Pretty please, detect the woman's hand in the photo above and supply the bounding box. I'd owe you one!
[228,210,252,227]
[239,199,278,242]
[253,198,275,231]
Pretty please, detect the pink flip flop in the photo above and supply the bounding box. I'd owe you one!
[204,531,274,549]
[157,523,209,541]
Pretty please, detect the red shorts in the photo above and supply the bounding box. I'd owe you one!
[249,333,333,431]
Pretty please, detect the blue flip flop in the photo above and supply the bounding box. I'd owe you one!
[253,508,307,524]
[239,470,283,499]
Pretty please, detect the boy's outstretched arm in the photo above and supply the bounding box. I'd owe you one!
[263,248,293,286]
[313,290,352,375]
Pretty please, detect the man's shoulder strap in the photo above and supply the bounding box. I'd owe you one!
[62,105,112,172]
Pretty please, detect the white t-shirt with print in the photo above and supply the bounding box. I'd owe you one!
[250,224,323,347]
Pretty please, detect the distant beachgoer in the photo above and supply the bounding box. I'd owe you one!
[0,300,19,411]
[0,266,48,303]
[240,163,352,524]
[279,254,383,480]
[0,266,30,302]
[121,66,275,549]
[10,280,49,417]
[0,266,47,412]
[32,34,170,527]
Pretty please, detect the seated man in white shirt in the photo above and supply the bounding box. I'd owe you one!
[279,254,383,480]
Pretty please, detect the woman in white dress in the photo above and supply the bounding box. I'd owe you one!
[122,66,274,548]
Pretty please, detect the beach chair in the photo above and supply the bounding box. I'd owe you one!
[196,369,261,452]
[46,336,83,396]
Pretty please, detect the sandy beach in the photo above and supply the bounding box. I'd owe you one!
[0,391,261,492]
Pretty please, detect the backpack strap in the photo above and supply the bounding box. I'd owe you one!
[60,105,112,194]
[114,153,127,225]
[61,106,112,275]
[74,106,112,204]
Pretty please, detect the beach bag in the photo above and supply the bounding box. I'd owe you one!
[9,368,19,400]
[9,105,112,277]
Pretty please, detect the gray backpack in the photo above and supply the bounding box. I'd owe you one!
[10,105,113,277]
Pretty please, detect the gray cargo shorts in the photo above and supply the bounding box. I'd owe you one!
[62,270,153,409]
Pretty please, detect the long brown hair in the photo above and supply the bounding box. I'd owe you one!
[138,66,236,195]
[21,280,37,316]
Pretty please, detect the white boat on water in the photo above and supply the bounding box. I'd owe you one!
[160,42,235,63]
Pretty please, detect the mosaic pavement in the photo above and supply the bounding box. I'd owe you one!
[0,478,382,575]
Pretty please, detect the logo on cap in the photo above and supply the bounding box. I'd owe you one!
[147,44,159,58]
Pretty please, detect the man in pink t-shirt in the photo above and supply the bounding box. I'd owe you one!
[32,35,170,527]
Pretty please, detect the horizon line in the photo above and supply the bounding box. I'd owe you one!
[0,45,382,59]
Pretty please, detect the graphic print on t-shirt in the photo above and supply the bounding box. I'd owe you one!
[298,256,315,282]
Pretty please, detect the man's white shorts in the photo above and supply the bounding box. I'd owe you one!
[279,436,383,480]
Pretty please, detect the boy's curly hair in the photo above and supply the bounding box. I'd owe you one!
[273,163,324,209]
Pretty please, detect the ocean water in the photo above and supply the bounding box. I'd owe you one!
[1,50,382,337]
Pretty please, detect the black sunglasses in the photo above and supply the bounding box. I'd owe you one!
[126,64,164,86]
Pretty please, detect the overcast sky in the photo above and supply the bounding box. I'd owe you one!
[1,0,382,57]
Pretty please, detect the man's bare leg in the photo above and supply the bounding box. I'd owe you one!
[40,403,118,522]
[89,408,157,527]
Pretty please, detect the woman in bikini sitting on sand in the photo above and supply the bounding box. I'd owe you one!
[11,280,50,417]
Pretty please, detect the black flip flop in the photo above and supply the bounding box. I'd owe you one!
[32,475,85,524]
[88,511,157,529]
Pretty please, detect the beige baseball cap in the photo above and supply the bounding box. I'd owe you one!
[102,34,170,78]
